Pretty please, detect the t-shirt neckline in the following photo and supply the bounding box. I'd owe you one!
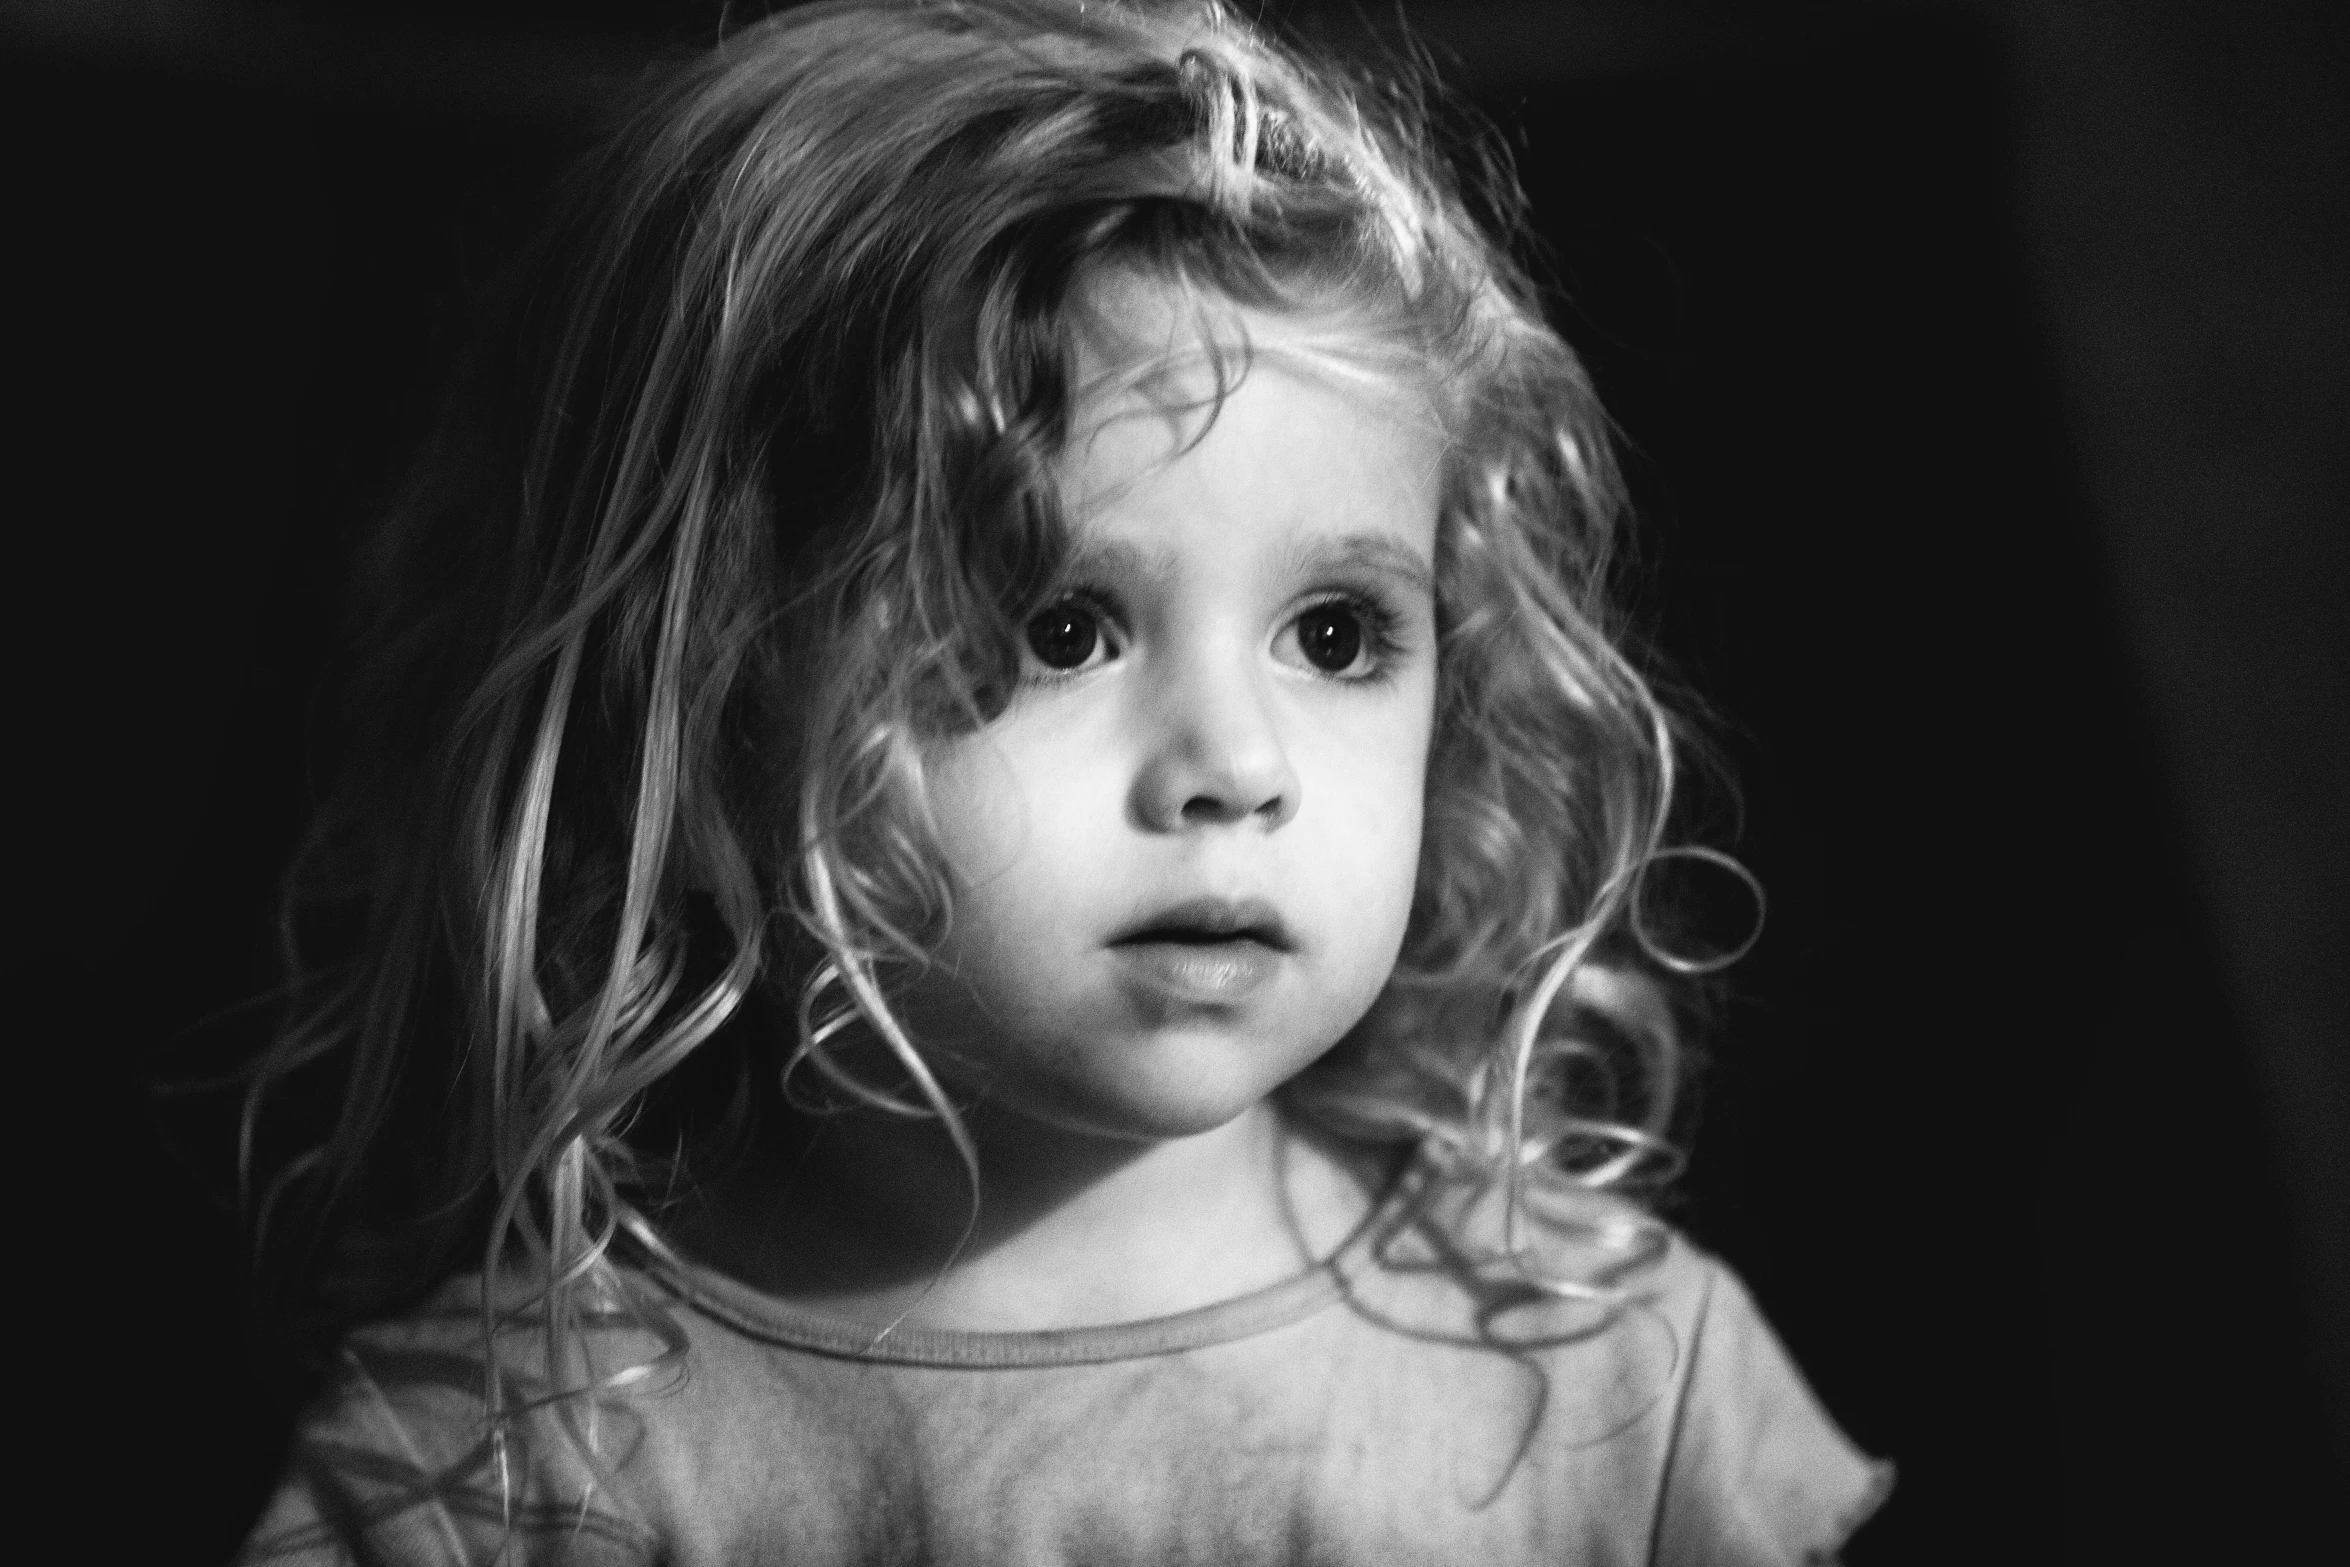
[654,1152,1418,1370]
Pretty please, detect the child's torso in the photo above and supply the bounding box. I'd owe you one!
[632,1279,1679,1567]
[238,1222,1887,1567]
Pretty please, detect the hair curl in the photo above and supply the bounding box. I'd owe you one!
[249,0,1739,1407]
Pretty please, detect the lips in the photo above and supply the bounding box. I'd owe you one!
[1107,896,1291,1005]
[1107,896,1293,951]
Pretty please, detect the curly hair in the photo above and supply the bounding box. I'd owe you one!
[248,0,1738,1402]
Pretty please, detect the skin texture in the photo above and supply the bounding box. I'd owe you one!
[911,302,1445,1145]
[692,290,1446,1329]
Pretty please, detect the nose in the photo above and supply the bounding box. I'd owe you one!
[1130,649,1300,833]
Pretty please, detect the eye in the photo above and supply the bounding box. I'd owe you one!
[1292,601,1367,675]
[1024,599,1113,673]
[1277,591,1410,683]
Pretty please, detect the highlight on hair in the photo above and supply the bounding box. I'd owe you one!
[245,0,1750,1421]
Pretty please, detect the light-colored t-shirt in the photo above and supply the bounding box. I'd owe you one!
[240,1171,1889,1566]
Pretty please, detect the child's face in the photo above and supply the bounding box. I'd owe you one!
[911,292,1444,1144]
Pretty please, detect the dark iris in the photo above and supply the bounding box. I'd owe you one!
[1296,604,1364,672]
[1025,603,1099,669]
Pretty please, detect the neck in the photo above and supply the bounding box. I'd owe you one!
[676,1095,1380,1332]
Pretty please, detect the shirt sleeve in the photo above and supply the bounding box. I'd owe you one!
[235,1323,659,1567]
[1647,1260,1893,1567]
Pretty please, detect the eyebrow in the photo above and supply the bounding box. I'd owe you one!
[1281,533,1435,597]
[1058,536,1179,590]
[1058,532,1436,598]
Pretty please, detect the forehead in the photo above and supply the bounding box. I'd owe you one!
[1060,272,1446,540]
[1065,270,1437,435]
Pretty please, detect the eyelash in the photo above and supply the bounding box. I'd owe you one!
[1289,590,1410,684]
[1020,586,1125,680]
[1017,584,1414,684]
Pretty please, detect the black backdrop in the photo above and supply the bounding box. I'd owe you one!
[12,3,2344,1562]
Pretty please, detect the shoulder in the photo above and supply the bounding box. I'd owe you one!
[1642,1239,1894,1567]
[237,1278,675,1567]
[1345,1187,1888,1564]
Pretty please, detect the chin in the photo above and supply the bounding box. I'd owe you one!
[1027,1079,1269,1144]
[1019,1031,1317,1143]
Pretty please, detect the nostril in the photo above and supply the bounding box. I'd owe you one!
[1135,703,1301,832]
[1175,788,1289,828]
[1180,792,1252,825]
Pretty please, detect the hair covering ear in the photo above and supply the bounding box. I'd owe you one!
[252,0,1724,1421]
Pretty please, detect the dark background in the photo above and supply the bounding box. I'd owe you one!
[10,2,2344,1561]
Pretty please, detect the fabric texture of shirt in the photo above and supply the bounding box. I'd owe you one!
[239,1165,1891,1566]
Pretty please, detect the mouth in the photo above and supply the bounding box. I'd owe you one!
[1108,896,1294,953]
[1106,897,1292,1005]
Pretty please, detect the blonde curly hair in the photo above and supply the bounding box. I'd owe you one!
[250,0,1735,1406]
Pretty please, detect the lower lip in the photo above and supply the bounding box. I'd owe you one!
[1109,940,1283,1003]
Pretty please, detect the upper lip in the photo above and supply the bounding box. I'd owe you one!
[1110,896,1294,951]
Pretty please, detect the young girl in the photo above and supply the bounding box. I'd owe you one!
[238,2,1888,1561]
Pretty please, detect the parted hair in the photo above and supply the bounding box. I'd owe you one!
[250,0,1728,1385]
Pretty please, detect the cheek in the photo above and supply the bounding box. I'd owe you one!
[1358,767,1429,950]
[924,727,1109,961]
[1304,692,1435,936]
[1362,674,1437,856]
[906,743,1055,1046]
[925,729,1062,896]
